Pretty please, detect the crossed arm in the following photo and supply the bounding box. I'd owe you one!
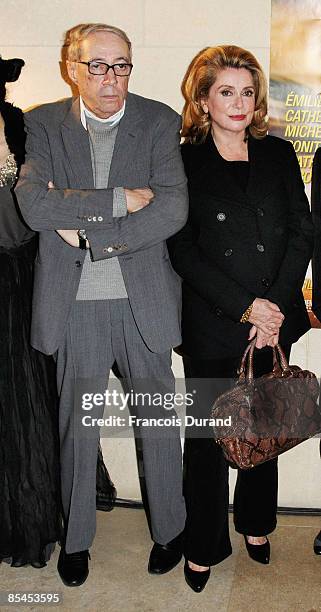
[16,110,188,259]
[54,184,154,247]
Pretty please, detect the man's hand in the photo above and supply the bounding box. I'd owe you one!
[248,298,284,336]
[56,229,80,247]
[56,228,90,249]
[48,181,89,249]
[125,188,154,213]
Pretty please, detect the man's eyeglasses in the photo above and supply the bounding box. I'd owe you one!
[77,61,133,77]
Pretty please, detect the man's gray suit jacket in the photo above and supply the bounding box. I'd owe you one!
[16,93,188,355]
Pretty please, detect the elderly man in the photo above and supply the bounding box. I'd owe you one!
[16,23,187,587]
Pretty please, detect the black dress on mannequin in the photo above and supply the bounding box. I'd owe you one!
[0,92,62,566]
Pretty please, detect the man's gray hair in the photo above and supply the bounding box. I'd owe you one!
[64,23,132,61]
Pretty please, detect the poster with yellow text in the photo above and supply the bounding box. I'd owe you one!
[269,0,321,327]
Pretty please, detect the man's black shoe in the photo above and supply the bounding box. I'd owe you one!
[57,547,90,587]
[148,532,183,574]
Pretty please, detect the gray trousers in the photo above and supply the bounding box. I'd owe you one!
[55,299,186,553]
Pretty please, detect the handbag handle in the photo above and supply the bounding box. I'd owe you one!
[238,340,290,382]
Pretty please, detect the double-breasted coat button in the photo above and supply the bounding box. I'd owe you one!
[217,212,226,221]
[98,216,103,222]
[261,277,270,287]
[107,246,113,253]
[75,260,81,267]
[257,208,264,216]
[214,307,223,317]
[92,216,97,222]
[256,243,265,252]
[224,248,233,256]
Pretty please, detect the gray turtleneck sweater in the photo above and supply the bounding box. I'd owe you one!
[76,116,128,300]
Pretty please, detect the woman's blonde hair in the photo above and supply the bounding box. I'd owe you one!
[181,45,268,143]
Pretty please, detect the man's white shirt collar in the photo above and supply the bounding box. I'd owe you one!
[80,96,126,129]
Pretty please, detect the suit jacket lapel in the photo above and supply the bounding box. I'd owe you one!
[108,93,144,186]
[61,97,94,188]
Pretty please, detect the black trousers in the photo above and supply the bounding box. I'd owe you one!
[182,344,291,567]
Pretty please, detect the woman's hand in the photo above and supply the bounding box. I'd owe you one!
[266,331,279,347]
[248,325,279,349]
[248,298,284,335]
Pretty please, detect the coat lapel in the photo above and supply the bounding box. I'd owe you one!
[108,93,144,186]
[61,97,94,188]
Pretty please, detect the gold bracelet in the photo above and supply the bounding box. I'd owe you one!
[240,302,253,324]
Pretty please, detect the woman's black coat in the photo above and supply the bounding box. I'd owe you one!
[168,133,313,359]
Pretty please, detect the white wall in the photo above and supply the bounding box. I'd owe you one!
[3,0,271,113]
[3,0,320,507]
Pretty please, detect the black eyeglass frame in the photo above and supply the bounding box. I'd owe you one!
[76,61,133,76]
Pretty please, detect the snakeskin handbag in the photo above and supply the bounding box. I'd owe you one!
[211,341,321,469]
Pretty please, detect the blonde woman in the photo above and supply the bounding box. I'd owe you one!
[168,45,313,592]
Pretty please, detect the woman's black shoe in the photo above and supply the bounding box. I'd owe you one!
[244,536,270,565]
[313,530,321,555]
[184,560,211,593]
